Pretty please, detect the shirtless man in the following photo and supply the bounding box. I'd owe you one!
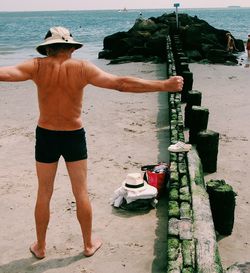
[226,32,238,53]
[246,34,250,58]
[0,26,183,259]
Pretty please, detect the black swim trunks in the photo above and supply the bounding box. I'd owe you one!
[35,126,88,163]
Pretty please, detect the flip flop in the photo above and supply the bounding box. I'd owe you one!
[29,246,45,260]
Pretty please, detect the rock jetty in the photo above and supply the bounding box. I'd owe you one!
[98,12,244,65]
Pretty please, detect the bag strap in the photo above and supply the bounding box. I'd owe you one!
[141,165,157,171]
[141,163,170,172]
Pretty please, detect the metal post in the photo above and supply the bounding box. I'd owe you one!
[174,3,180,29]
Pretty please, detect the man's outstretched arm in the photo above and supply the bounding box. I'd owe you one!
[0,59,35,82]
[84,61,183,93]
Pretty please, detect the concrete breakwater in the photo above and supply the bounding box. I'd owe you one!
[165,35,238,273]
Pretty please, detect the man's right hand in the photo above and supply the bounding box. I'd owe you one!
[164,76,184,92]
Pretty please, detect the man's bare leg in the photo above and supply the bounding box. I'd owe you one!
[30,161,58,259]
[66,159,102,257]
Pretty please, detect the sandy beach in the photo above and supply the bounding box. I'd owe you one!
[0,58,249,272]
[0,60,170,273]
[189,62,250,269]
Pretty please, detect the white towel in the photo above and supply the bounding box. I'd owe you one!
[111,185,157,208]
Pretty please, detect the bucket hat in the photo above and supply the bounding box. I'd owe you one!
[122,173,149,192]
[36,26,83,56]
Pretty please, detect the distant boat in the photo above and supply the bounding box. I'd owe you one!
[118,7,128,12]
[227,5,241,8]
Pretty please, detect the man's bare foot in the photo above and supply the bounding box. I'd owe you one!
[83,239,102,257]
[29,242,46,259]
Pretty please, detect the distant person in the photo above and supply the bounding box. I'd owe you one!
[226,32,238,53]
[0,26,183,259]
[136,11,144,22]
[246,34,250,58]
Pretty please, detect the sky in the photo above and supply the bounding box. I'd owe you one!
[1,0,250,11]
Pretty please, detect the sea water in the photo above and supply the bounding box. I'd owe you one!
[0,8,249,65]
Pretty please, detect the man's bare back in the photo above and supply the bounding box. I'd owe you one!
[33,56,87,130]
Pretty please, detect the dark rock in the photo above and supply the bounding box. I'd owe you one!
[108,55,145,64]
[235,39,245,51]
[129,18,159,32]
[99,13,244,65]
[98,49,114,59]
[206,49,238,64]
[103,31,129,51]
[185,50,203,61]
[108,55,162,65]
[145,36,167,59]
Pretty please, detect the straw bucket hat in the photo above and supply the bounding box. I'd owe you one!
[36,26,83,56]
[122,173,151,192]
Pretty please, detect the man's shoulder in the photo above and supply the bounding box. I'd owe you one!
[68,58,85,65]
[70,58,92,65]
[69,59,96,72]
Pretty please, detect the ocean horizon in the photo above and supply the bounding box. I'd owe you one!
[0,8,249,65]
[1,6,250,12]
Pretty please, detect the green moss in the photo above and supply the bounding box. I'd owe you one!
[171,136,178,143]
[167,261,181,272]
[175,98,181,104]
[169,182,179,190]
[179,163,187,175]
[181,175,188,187]
[170,171,179,182]
[178,134,185,142]
[206,179,234,193]
[182,267,194,273]
[170,119,178,126]
[170,153,178,162]
[169,201,180,218]
[193,163,205,187]
[172,129,178,137]
[178,120,184,128]
[169,95,175,102]
[169,188,179,201]
[171,113,178,120]
[170,101,175,108]
[182,240,194,267]
[214,247,224,273]
[180,202,191,219]
[170,163,178,172]
[168,238,180,260]
[180,187,191,202]
[206,179,225,188]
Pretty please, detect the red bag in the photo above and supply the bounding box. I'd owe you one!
[141,163,170,197]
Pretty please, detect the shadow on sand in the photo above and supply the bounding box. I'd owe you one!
[151,91,170,273]
[0,253,84,273]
